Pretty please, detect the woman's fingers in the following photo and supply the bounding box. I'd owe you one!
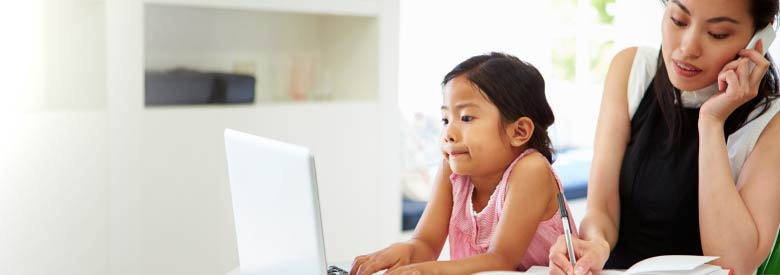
[572,253,593,275]
[739,39,770,87]
[568,238,594,275]
[549,253,573,275]
[719,69,739,94]
[549,236,574,274]
[717,58,743,92]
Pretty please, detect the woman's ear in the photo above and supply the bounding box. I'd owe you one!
[507,117,534,147]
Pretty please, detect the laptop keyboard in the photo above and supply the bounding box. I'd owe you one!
[327,265,349,275]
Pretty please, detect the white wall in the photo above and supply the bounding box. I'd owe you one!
[0,1,109,275]
[108,1,399,275]
[1,1,397,274]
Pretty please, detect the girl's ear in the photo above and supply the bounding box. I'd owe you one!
[507,117,534,147]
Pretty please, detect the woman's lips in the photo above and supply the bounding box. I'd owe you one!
[673,60,703,78]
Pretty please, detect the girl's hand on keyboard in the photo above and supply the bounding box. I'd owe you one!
[383,261,440,275]
[350,242,414,275]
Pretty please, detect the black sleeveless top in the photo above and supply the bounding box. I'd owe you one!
[604,83,704,268]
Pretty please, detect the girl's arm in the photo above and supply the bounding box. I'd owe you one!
[697,46,780,275]
[389,152,560,274]
[351,160,453,275]
[407,159,455,262]
[550,47,635,275]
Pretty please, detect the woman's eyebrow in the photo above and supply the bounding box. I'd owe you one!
[671,0,740,24]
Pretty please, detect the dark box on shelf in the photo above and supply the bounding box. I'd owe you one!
[145,69,255,106]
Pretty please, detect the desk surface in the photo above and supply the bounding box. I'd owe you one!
[226,262,356,275]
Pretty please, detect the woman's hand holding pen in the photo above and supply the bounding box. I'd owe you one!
[350,242,414,275]
[548,235,610,275]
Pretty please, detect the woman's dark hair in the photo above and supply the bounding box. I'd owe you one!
[441,52,556,163]
[656,0,780,145]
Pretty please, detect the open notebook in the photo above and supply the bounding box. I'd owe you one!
[475,256,729,275]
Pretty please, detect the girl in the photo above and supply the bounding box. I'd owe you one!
[350,52,577,275]
[549,0,780,274]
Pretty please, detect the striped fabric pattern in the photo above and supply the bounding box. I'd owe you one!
[448,149,578,271]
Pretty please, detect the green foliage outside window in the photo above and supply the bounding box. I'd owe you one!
[591,0,616,24]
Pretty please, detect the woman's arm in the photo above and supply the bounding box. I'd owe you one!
[388,152,560,274]
[698,114,780,274]
[697,45,780,275]
[579,47,635,249]
[549,47,635,275]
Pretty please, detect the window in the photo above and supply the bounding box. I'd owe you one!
[398,0,663,230]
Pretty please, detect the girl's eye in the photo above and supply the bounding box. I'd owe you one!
[441,118,449,125]
[709,33,728,39]
[670,16,687,27]
[461,116,473,122]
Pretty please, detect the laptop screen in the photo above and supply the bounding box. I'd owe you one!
[224,129,329,274]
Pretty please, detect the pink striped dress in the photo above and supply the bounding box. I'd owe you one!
[448,149,578,270]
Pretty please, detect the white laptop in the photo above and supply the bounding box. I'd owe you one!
[224,129,349,275]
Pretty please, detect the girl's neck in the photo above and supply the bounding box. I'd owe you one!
[470,171,505,202]
[469,146,530,207]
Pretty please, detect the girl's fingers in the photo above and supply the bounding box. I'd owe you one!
[358,260,387,275]
[351,256,368,275]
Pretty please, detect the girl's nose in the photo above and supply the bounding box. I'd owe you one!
[443,125,457,143]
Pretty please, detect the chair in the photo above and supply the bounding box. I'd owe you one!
[756,225,780,275]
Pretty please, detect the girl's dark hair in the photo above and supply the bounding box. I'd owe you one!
[655,0,780,145]
[441,52,556,163]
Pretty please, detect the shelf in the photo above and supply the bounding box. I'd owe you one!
[144,3,379,105]
[144,0,378,17]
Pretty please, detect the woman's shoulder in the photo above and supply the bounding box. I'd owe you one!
[606,47,639,84]
[603,46,661,118]
[599,47,641,114]
[613,46,639,65]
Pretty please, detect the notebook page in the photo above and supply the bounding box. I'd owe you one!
[624,256,719,275]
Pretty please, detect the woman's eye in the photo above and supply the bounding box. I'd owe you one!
[441,118,449,125]
[461,116,473,122]
[709,33,728,39]
[670,16,687,27]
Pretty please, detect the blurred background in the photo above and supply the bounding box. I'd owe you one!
[2,1,777,274]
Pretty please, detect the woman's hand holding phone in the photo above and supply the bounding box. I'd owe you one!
[701,39,771,123]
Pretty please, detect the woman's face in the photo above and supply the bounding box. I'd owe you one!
[661,0,755,91]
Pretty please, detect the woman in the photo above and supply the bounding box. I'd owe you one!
[547,0,780,274]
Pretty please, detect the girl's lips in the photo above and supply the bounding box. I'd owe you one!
[449,152,468,157]
[673,60,703,78]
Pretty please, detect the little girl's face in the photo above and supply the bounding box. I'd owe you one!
[440,76,517,176]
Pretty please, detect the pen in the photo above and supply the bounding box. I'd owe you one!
[557,193,577,267]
